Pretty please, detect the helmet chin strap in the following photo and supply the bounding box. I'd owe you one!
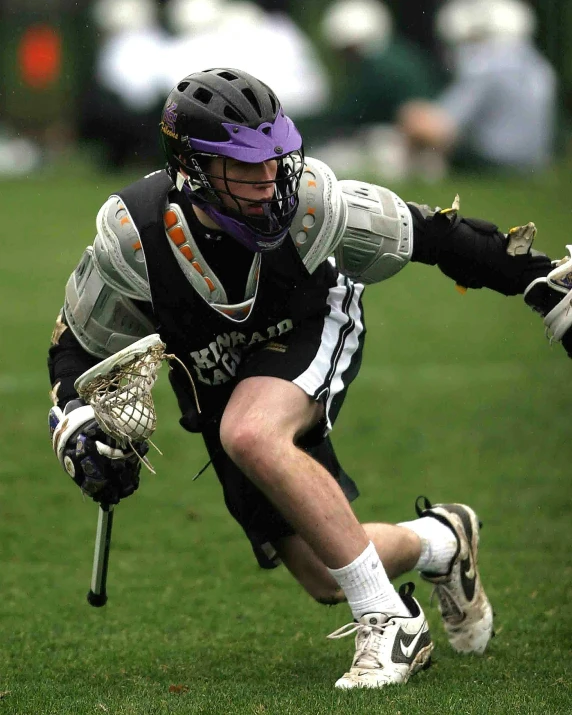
[262,203,280,232]
[175,171,186,191]
[176,165,209,194]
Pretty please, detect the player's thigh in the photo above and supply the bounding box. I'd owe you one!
[221,375,322,443]
[229,289,366,443]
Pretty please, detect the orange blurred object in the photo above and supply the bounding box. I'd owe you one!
[18,24,62,89]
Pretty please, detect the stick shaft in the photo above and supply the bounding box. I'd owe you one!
[87,503,114,607]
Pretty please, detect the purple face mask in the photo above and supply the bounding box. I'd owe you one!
[186,194,290,252]
[180,112,303,252]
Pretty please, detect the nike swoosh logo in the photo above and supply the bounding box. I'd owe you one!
[399,627,427,659]
[461,557,476,601]
[464,560,476,580]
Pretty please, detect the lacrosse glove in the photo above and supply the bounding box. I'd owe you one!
[49,399,148,504]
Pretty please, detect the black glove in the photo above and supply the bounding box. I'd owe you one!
[49,399,148,504]
[409,202,552,296]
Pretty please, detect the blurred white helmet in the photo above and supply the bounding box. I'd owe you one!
[220,1,265,31]
[166,0,226,34]
[93,0,158,33]
[321,0,393,51]
[436,0,536,44]
[166,0,266,35]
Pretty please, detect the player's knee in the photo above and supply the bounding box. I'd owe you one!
[219,418,255,462]
[219,416,272,471]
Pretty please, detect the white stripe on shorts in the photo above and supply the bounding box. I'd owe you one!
[293,272,365,432]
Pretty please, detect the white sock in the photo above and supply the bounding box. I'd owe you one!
[327,541,408,620]
[398,516,458,574]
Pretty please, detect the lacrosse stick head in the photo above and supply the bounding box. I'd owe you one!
[75,334,167,446]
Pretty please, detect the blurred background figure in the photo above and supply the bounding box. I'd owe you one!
[0,0,566,177]
[163,0,330,121]
[398,0,558,174]
[303,0,442,180]
[80,0,167,168]
[0,122,42,177]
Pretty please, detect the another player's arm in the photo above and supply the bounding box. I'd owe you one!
[401,201,572,357]
[405,200,552,296]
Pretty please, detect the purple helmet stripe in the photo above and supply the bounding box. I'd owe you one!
[189,112,302,163]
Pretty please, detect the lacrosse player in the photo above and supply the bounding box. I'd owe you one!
[398,0,557,172]
[48,68,571,689]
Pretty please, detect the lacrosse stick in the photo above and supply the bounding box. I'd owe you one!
[87,503,114,607]
[74,334,197,607]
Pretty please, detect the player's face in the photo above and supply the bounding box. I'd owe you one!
[209,157,278,215]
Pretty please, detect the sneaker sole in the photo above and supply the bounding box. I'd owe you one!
[334,643,435,689]
[408,642,434,680]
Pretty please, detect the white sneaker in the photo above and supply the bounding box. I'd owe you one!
[327,582,433,689]
[415,496,494,655]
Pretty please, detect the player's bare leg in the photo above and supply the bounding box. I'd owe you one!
[275,525,422,605]
[276,502,493,657]
[275,502,493,671]
[276,519,458,604]
[220,376,370,568]
[362,523,423,577]
[220,376,433,688]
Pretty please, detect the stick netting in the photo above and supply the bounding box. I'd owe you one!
[77,344,166,446]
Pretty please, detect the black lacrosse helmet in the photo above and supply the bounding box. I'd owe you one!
[160,68,304,252]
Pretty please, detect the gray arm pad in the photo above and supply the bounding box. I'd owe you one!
[64,247,155,359]
[334,181,413,284]
[92,197,151,301]
[290,157,348,274]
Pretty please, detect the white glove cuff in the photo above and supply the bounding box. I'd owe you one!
[544,291,572,343]
[52,404,96,467]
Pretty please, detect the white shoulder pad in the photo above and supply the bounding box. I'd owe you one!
[92,196,151,301]
[64,247,155,359]
[334,181,413,285]
[289,156,347,274]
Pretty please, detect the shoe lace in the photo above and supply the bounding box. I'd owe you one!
[327,620,388,669]
[431,584,465,624]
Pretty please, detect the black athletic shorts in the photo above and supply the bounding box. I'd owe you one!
[178,274,366,568]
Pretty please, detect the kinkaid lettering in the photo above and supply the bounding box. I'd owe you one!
[189,319,293,385]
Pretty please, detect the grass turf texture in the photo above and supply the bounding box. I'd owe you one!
[0,162,571,714]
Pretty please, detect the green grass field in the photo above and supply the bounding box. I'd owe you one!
[0,161,571,714]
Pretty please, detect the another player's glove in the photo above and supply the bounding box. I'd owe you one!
[524,244,572,359]
[49,399,148,504]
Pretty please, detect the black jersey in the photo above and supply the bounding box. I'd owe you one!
[117,171,339,425]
